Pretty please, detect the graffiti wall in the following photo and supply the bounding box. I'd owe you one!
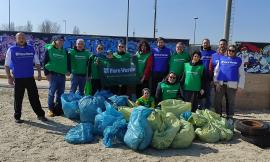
[0,31,189,65]
[236,42,270,74]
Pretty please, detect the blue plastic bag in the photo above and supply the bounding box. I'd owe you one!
[108,95,129,107]
[94,90,113,99]
[94,101,125,136]
[181,111,192,121]
[124,106,153,150]
[78,96,105,123]
[103,118,127,148]
[61,93,82,119]
[64,123,94,144]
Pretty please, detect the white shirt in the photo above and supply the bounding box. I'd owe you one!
[4,47,40,66]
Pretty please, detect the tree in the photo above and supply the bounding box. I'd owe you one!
[38,20,61,33]
[72,26,80,34]
[25,21,33,32]
[1,22,15,31]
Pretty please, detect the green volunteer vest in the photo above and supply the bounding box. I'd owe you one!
[135,52,151,77]
[183,63,204,91]
[169,52,190,76]
[70,49,89,75]
[160,82,180,100]
[45,44,67,75]
[136,96,154,108]
[113,52,131,61]
[91,56,103,79]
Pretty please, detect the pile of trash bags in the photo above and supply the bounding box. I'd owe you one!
[62,95,234,150]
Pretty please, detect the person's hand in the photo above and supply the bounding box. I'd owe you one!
[46,74,51,81]
[200,89,204,95]
[140,75,145,83]
[8,75,14,85]
[216,84,221,92]
[237,88,243,94]
[66,72,70,76]
[37,74,42,81]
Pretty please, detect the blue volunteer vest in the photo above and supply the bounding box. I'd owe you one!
[200,49,215,75]
[217,55,242,81]
[152,47,170,72]
[10,45,35,78]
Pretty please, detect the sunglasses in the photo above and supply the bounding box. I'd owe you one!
[97,48,103,50]
[118,46,124,48]
[169,76,176,79]
[228,49,235,52]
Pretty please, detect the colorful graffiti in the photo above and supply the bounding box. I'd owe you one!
[236,42,270,74]
[0,31,189,65]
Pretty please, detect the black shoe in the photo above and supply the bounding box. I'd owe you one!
[15,119,24,123]
[37,116,48,122]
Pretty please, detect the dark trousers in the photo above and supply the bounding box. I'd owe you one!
[214,84,236,117]
[110,85,127,95]
[70,74,86,96]
[151,72,167,96]
[136,80,150,98]
[14,77,45,120]
[184,90,200,112]
[91,79,102,95]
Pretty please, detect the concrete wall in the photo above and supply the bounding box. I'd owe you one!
[236,73,270,110]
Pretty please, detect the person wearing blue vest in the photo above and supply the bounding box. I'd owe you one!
[151,37,171,96]
[214,45,245,120]
[43,35,70,117]
[4,32,47,123]
[200,39,216,109]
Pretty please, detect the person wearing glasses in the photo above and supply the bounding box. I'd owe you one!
[169,42,190,78]
[151,37,171,96]
[181,51,206,112]
[90,44,106,94]
[43,35,70,117]
[69,39,90,96]
[134,40,153,98]
[200,38,216,109]
[111,43,131,95]
[214,45,245,120]
[155,72,182,104]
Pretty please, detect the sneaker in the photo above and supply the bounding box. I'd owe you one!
[47,110,55,117]
[15,119,24,123]
[38,116,48,122]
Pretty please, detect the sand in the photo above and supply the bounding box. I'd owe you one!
[0,87,269,162]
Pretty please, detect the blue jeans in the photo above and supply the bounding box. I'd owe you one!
[70,74,86,96]
[48,74,66,110]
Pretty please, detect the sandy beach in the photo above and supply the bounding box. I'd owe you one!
[0,86,269,162]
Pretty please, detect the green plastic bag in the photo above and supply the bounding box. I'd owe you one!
[188,113,208,127]
[171,119,195,148]
[195,122,220,143]
[148,109,163,131]
[84,80,92,96]
[159,99,191,117]
[118,107,133,122]
[151,112,180,149]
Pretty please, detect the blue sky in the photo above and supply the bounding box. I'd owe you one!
[0,0,269,44]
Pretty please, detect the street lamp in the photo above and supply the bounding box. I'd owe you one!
[126,0,130,52]
[153,0,157,38]
[63,20,67,34]
[193,17,198,45]
[9,0,11,31]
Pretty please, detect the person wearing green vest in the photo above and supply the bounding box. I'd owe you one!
[135,40,153,98]
[136,88,155,108]
[43,35,70,117]
[169,42,190,78]
[155,72,182,104]
[111,43,131,95]
[181,51,206,112]
[69,39,90,96]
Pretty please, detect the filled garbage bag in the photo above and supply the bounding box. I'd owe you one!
[118,106,133,122]
[61,93,82,119]
[103,118,127,148]
[151,112,180,149]
[188,113,208,127]
[108,95,129,107]
[94,101,125,136]
[147,109,163,131]
[195,122,220,143]
[64,123,94,144]
[124,106,153,150]
[159,99,191,117]
[94,90,113,99]
[171,119,195,148]
[78,96,105,123]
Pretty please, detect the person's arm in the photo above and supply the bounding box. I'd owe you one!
[155,82,162,104]
[238,60,245,89]
[87,55,94,78]
[67,50,71,74]
[143,55,153,81]
[43,50,50,76]
[208,58,214,81]
[4,48,14,85]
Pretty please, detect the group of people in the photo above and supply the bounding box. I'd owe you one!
[4,32,245,124]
